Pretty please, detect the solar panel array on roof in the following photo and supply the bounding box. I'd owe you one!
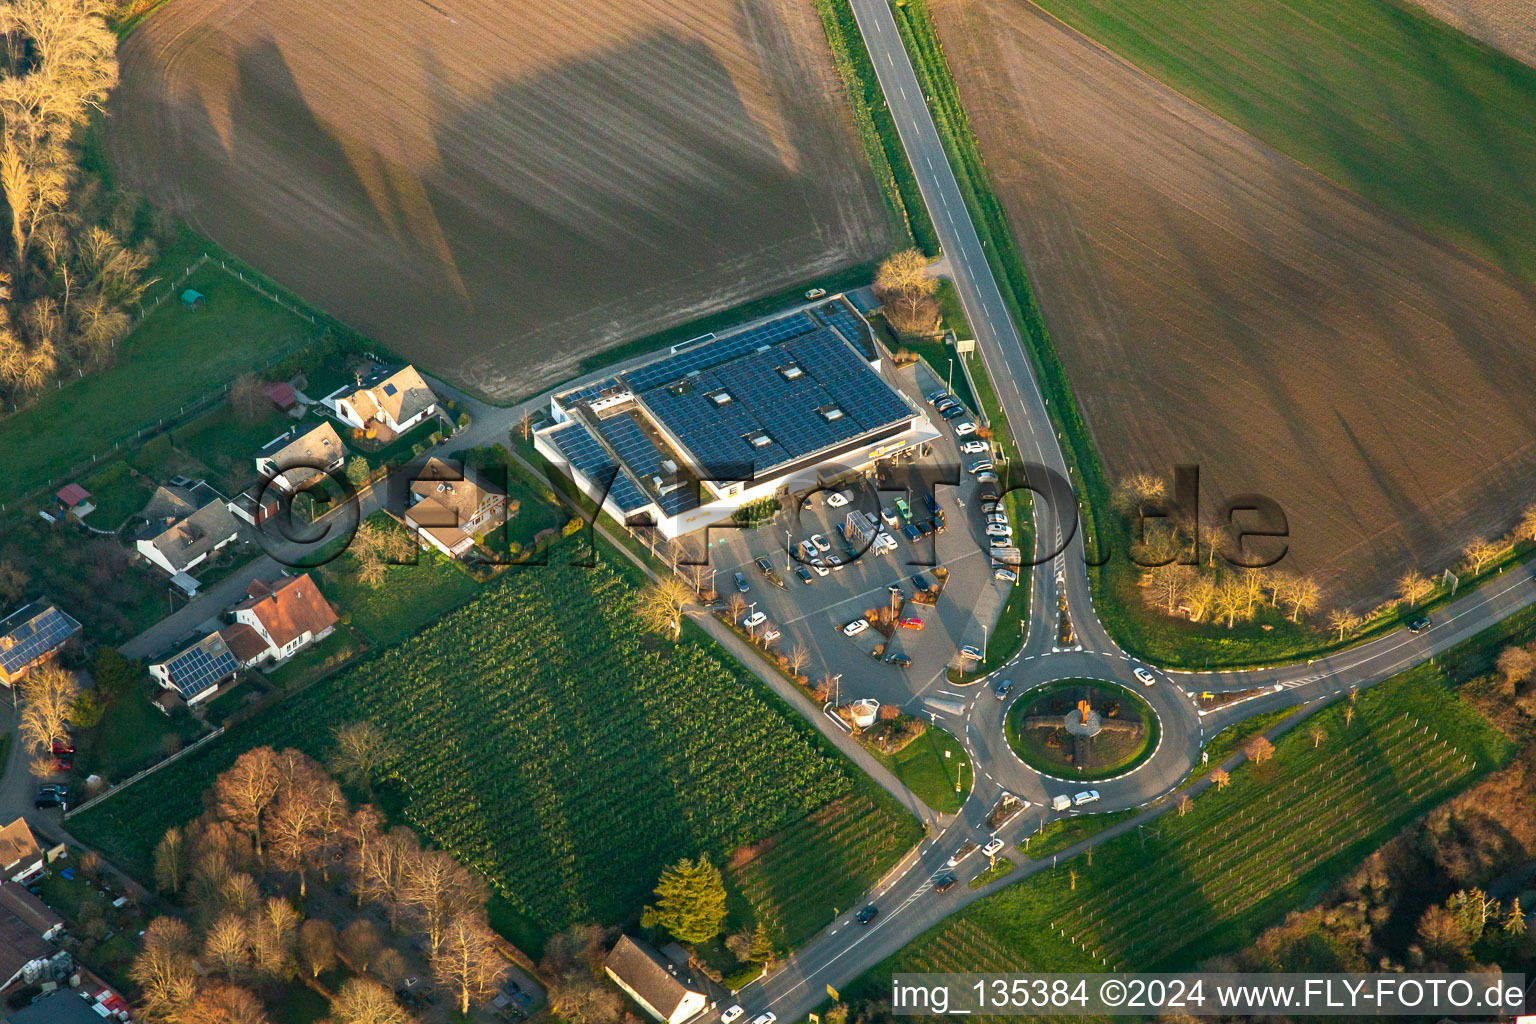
[621,312,819,393]
[637,327,911,480]
[0,607,81,676]
[813,300,870,349]
[164,641,236,701]
[545,423,650,512]
[558,377,621,407]
[595,414,701,516]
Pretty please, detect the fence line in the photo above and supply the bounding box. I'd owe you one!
[64,725,227,820]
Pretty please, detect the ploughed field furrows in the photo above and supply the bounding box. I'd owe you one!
[112,0,902,397]
[931,0,1536,605]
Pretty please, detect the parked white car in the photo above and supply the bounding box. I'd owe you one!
[827,492,850,508]
[843,619,869,637]
[986,524,1012,537]
[761,628,781,643]
[811,533,831,553]
[810,559,829,577]
[881,507,899,526]
[995,568,1018,583]
[721,1007,744,1024]
[960,440,989,454]
[953,421,978,436]
[742,612,767,630]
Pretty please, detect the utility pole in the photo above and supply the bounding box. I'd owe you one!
[947,357,953,397]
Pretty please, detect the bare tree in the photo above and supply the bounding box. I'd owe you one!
[1463,537,1509,575]
[267,786,324,898]
[1496,645,1534,690]
[250,897,300,983]
[1244,736,1275,764]
[1211,768,1229,790]
[1184,576,1217,623]
[402,848,487,959]
[726,593,747,623]
[1213,575,1251,628]
[1397,570,1434,607]
[214,747,280,862]
[343,804,384,907]
[1327,607,1361,642]
[1310,725,1328,749]
[430,912,506,1015]
[1146,563,1189,615]
[17,661,79,754]
[361,826,421,929]
[203,912,251,981]
[638,577,694,641]
[186,983,270,1024]
[1285,576,1320,622]
[329,721,391,793]
[339,918,382,974]
[130,916,197,1021]
[329,977,414,1024]
[298,918,339,979]
[873,249,939,335]
[786,642,811,679]
[1178,794,1192,816]
[154,826,187,895]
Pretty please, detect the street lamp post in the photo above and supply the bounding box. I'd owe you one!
[982,623,989,661]
[947,358,953,397]
[786,527,792,572]
[833,672,843,707]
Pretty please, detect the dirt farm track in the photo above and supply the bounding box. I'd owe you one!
[932,0,1536,606]
[109,0,902,398]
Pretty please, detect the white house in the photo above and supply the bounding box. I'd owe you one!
[0,820,43,886]
[149,631,239,705]
[255,421,347,493]
[134,482,241,579]
[230,574,338,665]
[603,936,707,1024]
[404,457,508,558]
[324,365,438,437]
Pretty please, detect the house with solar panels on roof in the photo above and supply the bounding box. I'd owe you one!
[535,296,939,540]
[149,631,240,707]
[0,605,82,688]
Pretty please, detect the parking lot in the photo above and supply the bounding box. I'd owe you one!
[697,359,1019,714]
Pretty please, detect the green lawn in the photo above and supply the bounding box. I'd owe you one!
[171,403,293,496]
[78,459,153,531]
[316,515,481,646]
[257,628,360,689]
[1022,809,1136,860]
[847,663,1511,996]
[871,726,971,814]
[1004,679,1158,780]
[72,538,922,949]
[1032,0,1536,285]
[81,686,208,785]
[0,233,324,501]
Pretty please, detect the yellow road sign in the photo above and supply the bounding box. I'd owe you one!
[827,984,840,1002]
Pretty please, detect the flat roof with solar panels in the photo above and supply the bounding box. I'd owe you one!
[535,295,937,538]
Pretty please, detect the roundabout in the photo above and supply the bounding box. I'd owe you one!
[1002,678,1160,781]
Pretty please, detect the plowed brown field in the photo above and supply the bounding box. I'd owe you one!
[933,0,1536,605]
[1405,0,1536,68]
[109,0,902,398]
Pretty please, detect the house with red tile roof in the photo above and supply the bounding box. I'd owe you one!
[230,574,339,666]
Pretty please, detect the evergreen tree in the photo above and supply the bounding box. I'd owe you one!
[640,856,727,945]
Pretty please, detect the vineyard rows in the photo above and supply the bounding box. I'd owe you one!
[75,559,918,932]
[863,672,1509,997]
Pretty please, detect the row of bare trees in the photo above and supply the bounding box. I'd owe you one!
[0,0,161,402]
[140,728,505,1021]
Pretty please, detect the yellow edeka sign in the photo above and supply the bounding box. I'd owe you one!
[827,984,839,1002]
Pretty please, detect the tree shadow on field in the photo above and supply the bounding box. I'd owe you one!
[121,10,882,396]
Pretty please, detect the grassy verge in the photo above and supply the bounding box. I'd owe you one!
[1195,706,1300,780]
[969,856,1014,888]
[870,725,971,814]
[817,0,939,256]
[1021,809,1137,860]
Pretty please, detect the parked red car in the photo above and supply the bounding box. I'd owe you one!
[897,617,924,631]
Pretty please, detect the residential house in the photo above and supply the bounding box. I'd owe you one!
[404,457,508,558]
[324,364,438,438]
[230,574,338,665]
[133,482,242,582]
[149,631,238,705]
[0,885,62,943]
[603,936,707,1024]
[255,421,347,493]
[0,605,81,688]
[0,821,43,887]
